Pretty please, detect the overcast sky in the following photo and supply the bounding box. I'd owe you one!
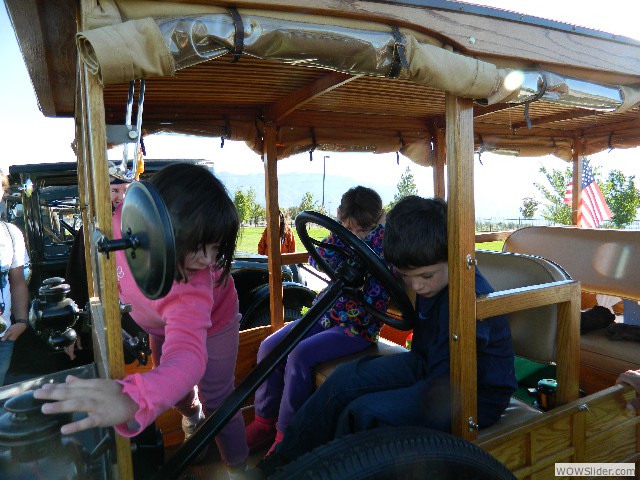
[1,0,639,217]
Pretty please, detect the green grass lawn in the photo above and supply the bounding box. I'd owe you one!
[476,241,504,252]
[237,226,329,254]
[238,226,504,254]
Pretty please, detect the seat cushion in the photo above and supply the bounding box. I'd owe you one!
[313,340,407,387]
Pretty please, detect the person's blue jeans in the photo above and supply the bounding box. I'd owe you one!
[0,340,15,386]
[274,351,453,463]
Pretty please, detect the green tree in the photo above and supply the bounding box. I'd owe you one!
[601,170,640,228]
[388,166,419,210]
[533,166,572,225]
[233,189,250,224]
[535,163,640,228]
[520,197,539,219]
[244,187,265,226]
[298,192,319,212]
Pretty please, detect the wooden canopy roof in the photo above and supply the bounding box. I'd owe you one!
[6,0,640,164]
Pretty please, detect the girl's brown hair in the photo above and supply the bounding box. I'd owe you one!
[336,186,383,230]
[150,163,239,284]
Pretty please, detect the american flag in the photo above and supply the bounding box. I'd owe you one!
[563,158,611,228]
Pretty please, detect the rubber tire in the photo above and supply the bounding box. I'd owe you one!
[241,306,305,330]
[270,427,516,480]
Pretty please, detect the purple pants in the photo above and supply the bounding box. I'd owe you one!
[254,321,371,433]
[150,318,249,467]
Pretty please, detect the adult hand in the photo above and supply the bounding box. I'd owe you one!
[616,369,640,409]
[33,375,138,434]
[0,322,27,342]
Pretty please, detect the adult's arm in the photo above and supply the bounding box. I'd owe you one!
[1,267,29,341]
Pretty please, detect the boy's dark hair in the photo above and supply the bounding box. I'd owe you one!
[384,196,447,269]
[337,186,383,229]
[150,163,239,284]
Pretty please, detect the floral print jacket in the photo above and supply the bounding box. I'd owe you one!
[309,224,389,342]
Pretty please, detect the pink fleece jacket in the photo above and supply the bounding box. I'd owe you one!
[111,206,241,436]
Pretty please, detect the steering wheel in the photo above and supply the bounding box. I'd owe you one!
[295,211,416,330]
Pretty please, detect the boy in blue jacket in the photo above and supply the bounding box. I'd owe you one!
[260,196,517,473]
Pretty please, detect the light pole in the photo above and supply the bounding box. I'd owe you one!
[322,155,330,208]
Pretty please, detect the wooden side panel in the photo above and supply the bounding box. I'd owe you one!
[530,416,572,461]
[477,387,640,479]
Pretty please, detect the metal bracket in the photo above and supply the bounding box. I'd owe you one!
[468,417,479,431]
[466,254,477,269]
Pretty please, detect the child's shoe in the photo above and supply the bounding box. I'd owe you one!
[182,406,209,464]
[182,407,206,441]
[245,416,277,452]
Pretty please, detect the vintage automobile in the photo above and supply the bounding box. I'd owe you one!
[3,161,316,382]
[2,0,639,479]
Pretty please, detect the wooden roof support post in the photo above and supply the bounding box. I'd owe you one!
[445,93,477,440]
[263,123,285,332]
[433,127,446,198]
[569,138,585,226]
[78,1,133,476]
[82,64,135,480]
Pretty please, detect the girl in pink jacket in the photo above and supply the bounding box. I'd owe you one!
[35,163,249,478]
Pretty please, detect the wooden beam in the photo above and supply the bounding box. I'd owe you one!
[473,103,518,119]
[263,123,285,332]
[580,117,640,136]
[281,252,310,265]
[267,71,361,123]
[511,109,600,131]
[445,93,477,440]
[474,124,576,138]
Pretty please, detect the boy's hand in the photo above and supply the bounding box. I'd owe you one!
[33,375,138,434]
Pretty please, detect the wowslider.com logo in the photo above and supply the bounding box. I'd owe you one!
[555,463,635,477]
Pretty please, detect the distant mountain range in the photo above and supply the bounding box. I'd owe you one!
[216,171,398,214]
